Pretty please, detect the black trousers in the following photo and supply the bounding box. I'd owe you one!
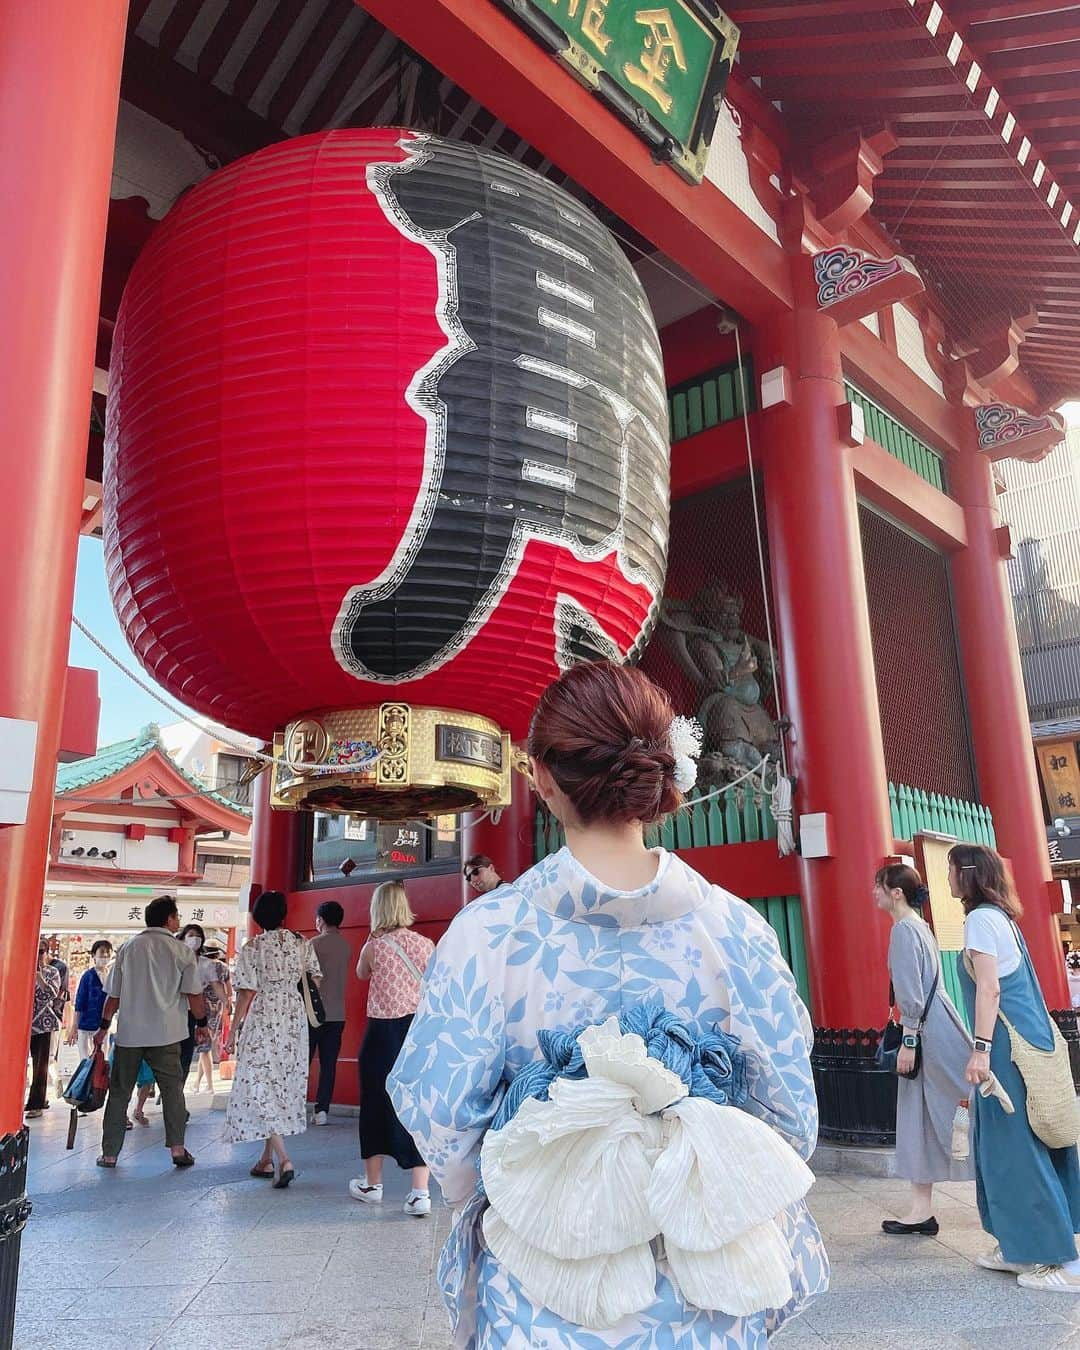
[26,1032,52,1111]
[308,1020,345,1113]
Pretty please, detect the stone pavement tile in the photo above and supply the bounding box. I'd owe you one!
[13,1318,171,1350]
[804,1284,1074,1337]
[771,1320,827,1345]
[14,1286,83,1320]
[57,1283,204,1320]
[18,1256,122,1288]
[103,1258,222,1288]
[856,1252,981,1286]
[210,1252,330,1284]
[188,1280,315,1316]
[309,1274,430,1312]
[292,1305,425,1348]
[150,1313,299,1350]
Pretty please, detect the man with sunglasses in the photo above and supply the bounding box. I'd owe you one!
[463,854,502,898]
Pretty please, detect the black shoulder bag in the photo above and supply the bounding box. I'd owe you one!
[876,962,940,1080]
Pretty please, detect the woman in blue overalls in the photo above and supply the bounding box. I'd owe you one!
[951,843,1080,1293]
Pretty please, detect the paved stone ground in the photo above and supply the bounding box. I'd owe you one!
[16,1094,1077,1349]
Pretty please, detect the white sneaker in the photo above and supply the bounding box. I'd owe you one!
[1018,1265,1080,1294]
[313,1111,328,1126]
[348,1179,382,1204]
[977,1245,1034,1274]
[404,1191,431,1217]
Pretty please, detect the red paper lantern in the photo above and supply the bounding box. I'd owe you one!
[105,130,669,813]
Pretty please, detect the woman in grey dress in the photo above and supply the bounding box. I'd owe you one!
[875,864,974,1235]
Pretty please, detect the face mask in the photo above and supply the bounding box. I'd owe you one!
[184,935,201,951]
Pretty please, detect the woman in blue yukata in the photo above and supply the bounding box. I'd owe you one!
[390,661,828,1349]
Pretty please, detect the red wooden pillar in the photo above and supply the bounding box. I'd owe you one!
[461,771,536,904]
[949,430,1067,1005]
[755,305,894,1028]
[250,772,301,904]
[0,0,126,1331]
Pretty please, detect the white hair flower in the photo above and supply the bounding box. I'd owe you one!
[669,716,703,793]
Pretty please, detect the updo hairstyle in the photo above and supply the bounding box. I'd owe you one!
[527,661,681,825]
[875,863,929,910]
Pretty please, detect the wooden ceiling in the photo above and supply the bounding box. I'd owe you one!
[728,0,1080,401]
[115,0,1080,402]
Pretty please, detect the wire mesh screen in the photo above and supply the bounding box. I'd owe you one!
[641,479,779,784]
[859,505,977,801]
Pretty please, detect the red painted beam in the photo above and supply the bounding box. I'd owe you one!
[838,320,957,454]
[359,0,792,322]
[670,420,759,503]
[851,437,967,553]
[677,841,800,902]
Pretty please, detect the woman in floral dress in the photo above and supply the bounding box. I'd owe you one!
[224,890,321,1188]
[390,661,828,1350]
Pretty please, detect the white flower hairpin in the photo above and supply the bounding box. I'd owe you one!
[668,716,703,793]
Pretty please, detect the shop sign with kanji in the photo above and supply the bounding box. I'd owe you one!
[500,0,739,183]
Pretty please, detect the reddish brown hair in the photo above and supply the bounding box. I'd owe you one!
[947,843,1024,919]
[527,661,681,825]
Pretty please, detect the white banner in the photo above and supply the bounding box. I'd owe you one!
[40,897,239,931]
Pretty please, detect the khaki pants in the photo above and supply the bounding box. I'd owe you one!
[101,1042,186,1158]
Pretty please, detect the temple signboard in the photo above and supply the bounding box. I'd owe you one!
[500,0,739,183]
[1037,740,1080,820]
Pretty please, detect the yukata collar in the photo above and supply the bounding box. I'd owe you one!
[521,846,709,927]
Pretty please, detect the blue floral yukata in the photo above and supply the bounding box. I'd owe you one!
[390,847,828,1349]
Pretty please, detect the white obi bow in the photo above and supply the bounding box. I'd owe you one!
[479,1017,814,1329]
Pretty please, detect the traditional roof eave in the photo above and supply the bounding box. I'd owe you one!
[55,723,252,833]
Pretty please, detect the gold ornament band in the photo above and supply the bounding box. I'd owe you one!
[270,704,516,819]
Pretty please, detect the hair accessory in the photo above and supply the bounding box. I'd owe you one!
[911,886,930,908]
[668,716,704,793]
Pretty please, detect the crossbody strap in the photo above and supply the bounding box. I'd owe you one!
[382,936,424,984]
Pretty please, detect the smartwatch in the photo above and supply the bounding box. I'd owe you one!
[973,1037,993,1054]
[902,1033,919,1049]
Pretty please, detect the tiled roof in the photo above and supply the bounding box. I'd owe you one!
[56,723,252,817]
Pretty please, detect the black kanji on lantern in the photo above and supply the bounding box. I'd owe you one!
[335,137,668,683]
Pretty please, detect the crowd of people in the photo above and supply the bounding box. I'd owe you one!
[24,657,1080,1342]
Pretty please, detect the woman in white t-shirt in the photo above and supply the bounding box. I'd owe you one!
[951,843,1080,1294]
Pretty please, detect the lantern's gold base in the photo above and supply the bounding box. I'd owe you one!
[270,704,514,819]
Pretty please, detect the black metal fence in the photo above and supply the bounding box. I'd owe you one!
[814,1013,1080,1150]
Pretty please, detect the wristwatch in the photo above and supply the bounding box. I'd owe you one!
[973,1037,993,1054]
[902,1033,919,1049]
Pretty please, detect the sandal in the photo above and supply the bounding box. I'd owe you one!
[272,1164,295,1189]
[133,1109,150,1127]
[96,1156,117,1169]
[250,1162,275,1178]
[171,1149,196,1168]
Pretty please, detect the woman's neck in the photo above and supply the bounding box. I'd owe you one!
[891,901,918,925]
[563,819,659,891]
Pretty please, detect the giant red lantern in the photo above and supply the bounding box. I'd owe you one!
[105,130,670,816]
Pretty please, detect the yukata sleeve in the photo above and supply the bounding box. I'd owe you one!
[889,923,928,1032]
[389,911,508,1206]
[723,898,818,1160]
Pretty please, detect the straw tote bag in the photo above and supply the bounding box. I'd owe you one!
[997,1008,1078,1150]
[964,923,1079,1151]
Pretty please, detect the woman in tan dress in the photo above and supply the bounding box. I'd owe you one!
[224,890,321,1188]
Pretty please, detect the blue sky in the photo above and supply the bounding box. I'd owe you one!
[69,537,200,747]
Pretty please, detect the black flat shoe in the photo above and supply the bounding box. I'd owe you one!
[882,1217,939,1236]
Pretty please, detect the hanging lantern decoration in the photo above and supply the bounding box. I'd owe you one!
[105,130,670,818]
